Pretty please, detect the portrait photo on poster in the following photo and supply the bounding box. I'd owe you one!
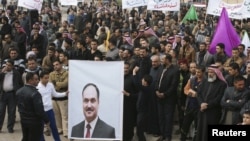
[68,60,124,140]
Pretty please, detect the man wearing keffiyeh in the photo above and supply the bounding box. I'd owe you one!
[195,64,227,141]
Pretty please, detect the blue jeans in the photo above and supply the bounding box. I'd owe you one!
[41,109,61,141]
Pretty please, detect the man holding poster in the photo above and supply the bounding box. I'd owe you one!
[71,83,115,138]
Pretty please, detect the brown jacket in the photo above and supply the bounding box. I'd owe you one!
[49,70,68,92]
[178,45,195,63]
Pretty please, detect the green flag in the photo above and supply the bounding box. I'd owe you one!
[181,5,198,24]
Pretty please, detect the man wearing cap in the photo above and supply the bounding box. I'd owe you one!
[196,65,227,141]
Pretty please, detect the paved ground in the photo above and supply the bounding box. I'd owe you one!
[0,111,69,141]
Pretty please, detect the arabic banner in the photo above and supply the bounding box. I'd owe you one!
[18,0,43,12]
[68,60,124,140]
[193,2,206,8]
[206,0,250,19]
[60,0,78,6]
[242,31,250,55]
[184,0,193,3]
[83,0,92,3]
[122,0,148,9]
[147,0,180,11]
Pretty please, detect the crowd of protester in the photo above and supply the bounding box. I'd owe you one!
[0,0,250,141]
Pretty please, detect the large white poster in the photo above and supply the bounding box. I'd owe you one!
[60,0,78,6]
[122,0,148,9]
[147,0,180,11]
[18,0,43,12]
[68,60,124,140]
[206,0,250,19]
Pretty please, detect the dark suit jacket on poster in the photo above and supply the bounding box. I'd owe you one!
[71,118,116,138]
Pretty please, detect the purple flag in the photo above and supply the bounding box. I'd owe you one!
[209,8,241,57]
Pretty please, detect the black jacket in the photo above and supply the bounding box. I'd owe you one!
[0,69,23,91]
[136,56,152,80]
[71,118,115,138]
[155,64,180,99]
[73,48,91,60]
[0,23,12,38]
[0,69,23,99]
[16,85,49,124]
[220,87,249,124]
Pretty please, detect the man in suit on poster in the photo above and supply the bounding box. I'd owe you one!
[71,83,115,139]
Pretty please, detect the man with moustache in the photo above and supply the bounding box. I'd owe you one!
[146,55,162,138]
[71,83,115,139]
[195,42,213,67]
[49,60,68,137]
[196,64,227,141]
[155,54,180,141]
